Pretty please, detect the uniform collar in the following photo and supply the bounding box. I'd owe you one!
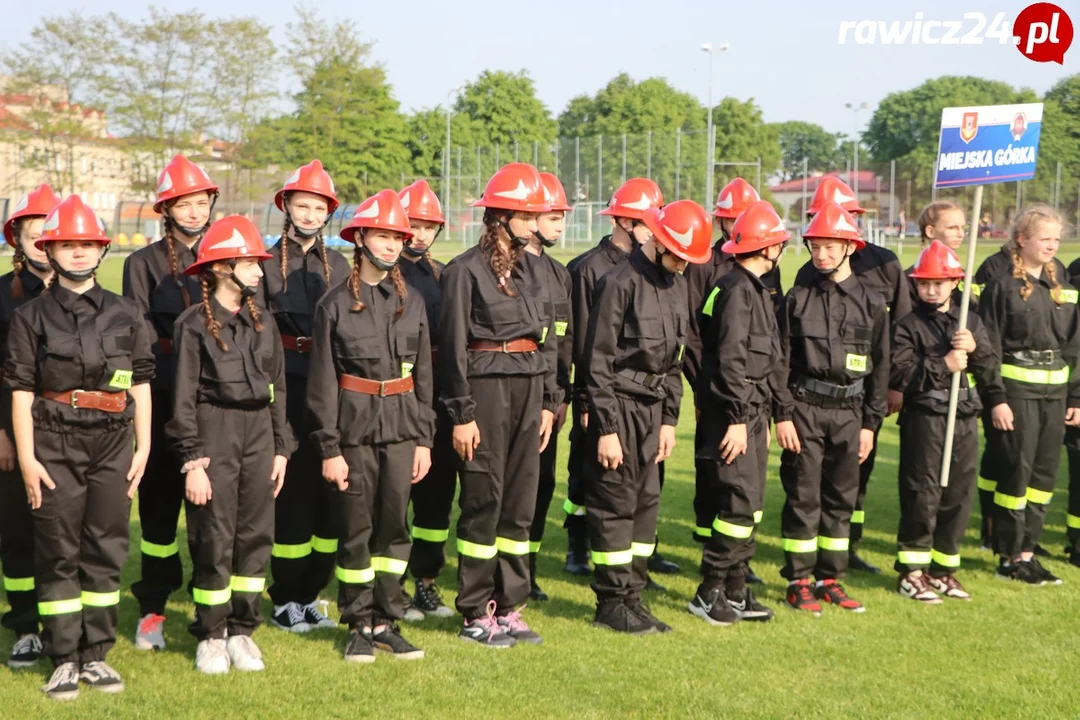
[210,295,254,327]
[817,271,859,295]
[599,235,629,262]
[283,236,324,260]
[629,245,673,286]
[734,261,769,290]
[18,267,46,295]
[49,281,105,310]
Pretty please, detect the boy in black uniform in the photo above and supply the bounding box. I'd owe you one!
[775,203,888,615]
[892,241,999,603]
[689,200,788,626]
[583,200,713,635]
[1067,256,1080,568]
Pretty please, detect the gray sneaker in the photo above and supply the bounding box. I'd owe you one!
[135,613,167,650]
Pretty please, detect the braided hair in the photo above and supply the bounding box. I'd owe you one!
[162,213,194,308]
[347,238,407,316]
[279,200,333,291]
[479,211,524,297]
[10,219,26,301]
[199,267,264,351]
[1010,203,1068,305]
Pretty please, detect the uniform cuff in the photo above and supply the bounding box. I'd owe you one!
[986,391,1008,409]
[318,443,342,460]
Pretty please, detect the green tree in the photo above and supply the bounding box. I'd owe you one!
[456,70,556,155]
[773,121,846,181]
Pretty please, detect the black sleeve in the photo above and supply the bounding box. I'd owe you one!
[890,259,913,320]
[265,313,294,457]
[541,292,560,414]
[165,320,204,463]
[706,283,755,424]
[978,280,1008,409]
[437,261,476,425]
[888,318,929,394]
[129,300,156,385]
[682,264,709,389]
[123,252,157,342]
[662,328,683,427]
[771,292,795,422]
[863,303,889,431]
[967,315,1001,394]
[583,274,627,435]
[571,265,595,406]
[556,270,573,406]
[3,309,37,393]
[1061,299,1080,409]
[413,305,437,448]
[764,263,785,318]
[307,302,342,459]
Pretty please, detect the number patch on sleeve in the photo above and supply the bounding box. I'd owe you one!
[109,369,133,390]
[555,320,568,337]
[845,354,868,373]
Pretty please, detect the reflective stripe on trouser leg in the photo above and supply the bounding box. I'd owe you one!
[700,422,767,579]
[929,415,978,573]
[0,468,37,634]
[408,411,458,580]
[896,550,931,567]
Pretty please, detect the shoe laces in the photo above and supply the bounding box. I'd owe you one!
[304,602,329,622]
[138,613,166,633]
[13,634,41,654]
[470,600,502,635]
[791,581,815,603]
[421,582,444,603]
[499,605,530,633]
[53,663,79,685]
[282,602,307,625]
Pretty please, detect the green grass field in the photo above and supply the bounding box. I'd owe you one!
[1,242,1079,718]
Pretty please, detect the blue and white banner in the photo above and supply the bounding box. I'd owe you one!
[934,103,1043,189]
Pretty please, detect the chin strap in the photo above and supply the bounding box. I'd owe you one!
[359,233,398,271]
[48,256,98,283]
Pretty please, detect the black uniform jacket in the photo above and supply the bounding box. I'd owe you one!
[307,274,436,458]
[0,268,46,437]
[5,282,154,431]
[437,245,558,426]
[582,247,686,435]
[568,236,627,407]
[975,244,1067,293]
[167,297,293,463]
[400,255,445,346]
[795,242,912,320]
[537,251,573,406]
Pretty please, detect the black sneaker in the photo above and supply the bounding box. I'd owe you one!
[79,660,125,693]
[996,561,1046,585]
[413,581,454,618]
[564,516,591,576]
[459,602,516,648]
[745,564,765,585]
[41,662,80,701]
[592,601,657,635]
[627,599,672,633]
[1032,544,1051,558]
[1029,558,1064,586]
[688,586,741,626]
[647,551,680,575]
[727,588,774,622]
[847,550,881,574]
[7,633,42,668]
[402,591,425,623]
[372,623,425,660]
[344,628,375,664]
[270,602,311,633]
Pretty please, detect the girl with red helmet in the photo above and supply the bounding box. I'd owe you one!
[6,196,154,699]
[308,189,434,662]
[440,163,558,647]
[168,216,293,674]
[262,160,352,634]
[0,185,58,669]
[905,201,968,310]
[124,155,218,650]
[582,199,712,634]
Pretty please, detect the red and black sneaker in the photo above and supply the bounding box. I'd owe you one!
[785,579,822,617]
[814,579,865,613]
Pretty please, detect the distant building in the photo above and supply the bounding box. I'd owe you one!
[769,171,894,223]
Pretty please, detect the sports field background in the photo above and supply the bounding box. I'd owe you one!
[0,240,1078,718]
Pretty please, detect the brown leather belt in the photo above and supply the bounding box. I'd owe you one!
[338,373,414,397]
[158,338,172,354]
[468,338,539,353]
[281,334,313,354]
[41,389,128,413]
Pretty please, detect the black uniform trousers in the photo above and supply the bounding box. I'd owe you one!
[131,388,185,616]
[1066,428,1080,555]
[699,411,769,582]
[186,404,274,640]
[779,397,862,581]
[895,410,977,574]
[269,375,337,607]
[530,431,558,552]
[455,375,541,620]
[1,466,37,636]
[408,409,459,580]
[977,406,1000,546]
[584,394,662,602]
[34,424,132,665]
[336,441,414,628]
[850,431,878,544]
[987,396,1066,560]
[564,409,587,517]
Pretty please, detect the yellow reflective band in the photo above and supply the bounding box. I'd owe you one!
[372,557,408,575]
[402,362,414,378]
[141,538,179,558]
[931,549,961,568]
[496,537,530,555]
[818,536,850,551]
[702,287,721,317]
[269,383,275,403]
[540,326,549,344]
[1000,364,1069,385]
[109,369,133,390]
[967,373,977,388]
[412,526,450,543]
[782,537,818,553]
[631,542,655,557]
[272,541,312,559]
[713,518,754,539]
[336,566,375,584]
[555,320,568,337]
[694,526,712,539]
[1025,487,1053,505]
[81,590,120,607]
[897,550,931,565]
[591,549,633,565]
[529,540,542,553]
[311,536,338,554]
[3,576,34,592]
[1059,288,1079,304]
[977,477,997,492]
[457,539,498,559]
[193,586,231,606]
[753,510,764,524]
[970,282,983,298]
[851,510,866,524]
[563,498,586,516]
[994,492,1027,510]
[1068,514,1080,530]
[38,598,82,616]
[230,576,265,593]
[846,354,867,373]
[677,345,685,363]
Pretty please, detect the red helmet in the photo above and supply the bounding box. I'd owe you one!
[184,215,272,276]
[714,178,759,219]
[472,163,550,213]
[807,176,864,216]
[598,177,663,220]
[540,172,572,212]
[399,179,445,224]
[910,239,965,280]
[4,184,60,247]
[642,200,713,264]
[802,202,866,250]
[275,159,339,214]
[722,200,791,255]
[154,155,219,214]
[341,189,414,244]
[35,195,110,250]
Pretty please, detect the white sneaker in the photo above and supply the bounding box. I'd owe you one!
[195,638,230,675]
[302,601,337,629]
[135,613,167,650]
[226,635,265,672]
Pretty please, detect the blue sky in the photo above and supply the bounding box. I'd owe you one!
[3,0,1074,137]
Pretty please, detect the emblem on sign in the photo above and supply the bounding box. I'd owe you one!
[960,112,978,144]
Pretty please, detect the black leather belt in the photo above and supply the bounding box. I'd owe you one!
[792,376,865,400]
[1004,349,1060,367]
[617,368,666,390]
